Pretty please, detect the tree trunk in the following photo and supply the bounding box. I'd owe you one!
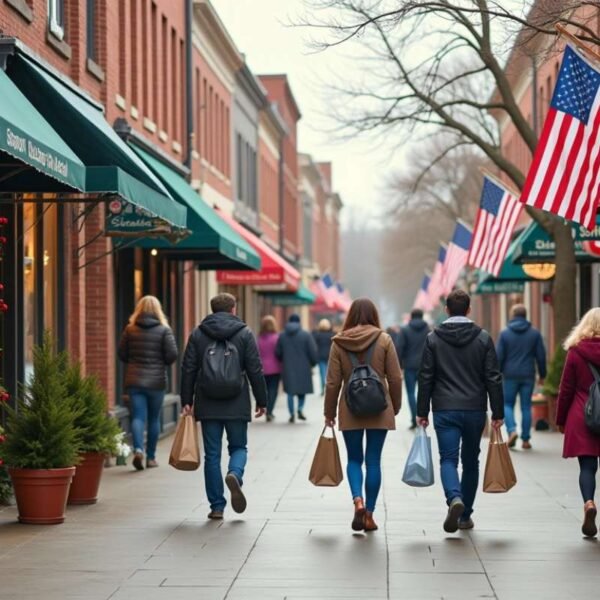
[551,221,577,349]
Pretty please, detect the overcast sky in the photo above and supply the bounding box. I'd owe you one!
[212,0,397,226]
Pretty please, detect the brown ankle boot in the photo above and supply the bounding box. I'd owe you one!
[352,497,366,531]
[582,501,598,538]
[364,511,378,532]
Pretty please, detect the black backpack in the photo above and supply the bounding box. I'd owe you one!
[199,338,244,400]
[345,338,387,417]
[585,362,600,435]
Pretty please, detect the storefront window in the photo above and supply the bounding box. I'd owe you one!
[23,204,37,382]
[43,204,58,336]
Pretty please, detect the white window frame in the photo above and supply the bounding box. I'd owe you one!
[48,0,65,41]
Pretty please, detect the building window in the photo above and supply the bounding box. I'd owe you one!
[236,133,243,201]
[48,0,65,40]
[86,0,96,60]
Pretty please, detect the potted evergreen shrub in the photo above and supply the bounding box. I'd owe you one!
[543,345,567,432]
[1,336,81,524]
[65,362,121,505]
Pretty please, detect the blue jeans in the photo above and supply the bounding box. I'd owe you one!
[503,378,535,441]
[433,410,487,520]
[342,429,388,512]
[404,368,418,426]
[128,387,165,460]
[201,420,248,512]
[288,394,306,416]
[318,360,328,394]
[265,374,281,416]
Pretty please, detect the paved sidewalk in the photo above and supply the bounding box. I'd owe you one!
[1,398,600,600]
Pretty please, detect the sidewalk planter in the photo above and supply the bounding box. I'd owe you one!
[532,391,548,426]
[67,452,106,505]
[9,467,75,524]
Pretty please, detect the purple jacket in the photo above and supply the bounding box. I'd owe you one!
[258,332,282,375]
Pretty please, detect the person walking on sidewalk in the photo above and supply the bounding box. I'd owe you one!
[180,293,267,520]
[324,298,403,532]
[118,296,178,471]
[399,309,430,429]
[313,318,335,395]
[258,315,281,422]
[417,290,504,533]
[276,314,318,423]
[497,304,547,450]
[556,308,600,538]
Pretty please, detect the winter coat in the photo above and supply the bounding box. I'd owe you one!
[496,317,547,380]
[118,313,178,390]
[180,312,268,422]
[258,332,281,376]
[556,338,600,458]
[399,318,430,371]
[417,318,504,420]
[275,322,318,395]
[312,330,335,362]
[324,325,402,431]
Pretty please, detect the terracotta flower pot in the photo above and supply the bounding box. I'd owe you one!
[532,400,548,425]
[8,467,75,524]
[68,452,106,505]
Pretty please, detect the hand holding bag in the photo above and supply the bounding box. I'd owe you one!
[483,428,517,493]
[402,426,434,487]
[308,426,344,487]
[169,415,201,471]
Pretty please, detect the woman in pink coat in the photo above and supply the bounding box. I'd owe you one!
[557,308,600,538]
[257,315,282,422]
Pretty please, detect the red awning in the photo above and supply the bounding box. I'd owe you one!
[216,209,300,289]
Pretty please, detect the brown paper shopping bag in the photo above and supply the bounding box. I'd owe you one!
[309,426,343,487]
[483,428,517,493]
[169,415,200,471]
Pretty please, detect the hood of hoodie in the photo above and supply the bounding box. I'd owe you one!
[333,325,382,353]
[200,312,246,341]
[284,322,301,336]
[434,321,482,347]
[574,338,600,365]
[408,318,428,332]
[508,317,531,334]
[136,313,161,329]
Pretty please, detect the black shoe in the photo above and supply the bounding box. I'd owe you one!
[444,498,465,533]
[225,473,247,514]
[266,414,274,422]
[297,411,307,421]
[132,452,144,471]
[288,415,295,423]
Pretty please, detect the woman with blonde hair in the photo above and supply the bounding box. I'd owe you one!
[312,318,335,395]
[557,307,600,538]
[118,295,178,470]
[258,315,281,421]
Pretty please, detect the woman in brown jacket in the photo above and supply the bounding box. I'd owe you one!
[324,298,403,532]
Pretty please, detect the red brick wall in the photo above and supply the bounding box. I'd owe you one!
[258,136,280,247]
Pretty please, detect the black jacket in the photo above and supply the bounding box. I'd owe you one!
[180,312,267,421]
[118,313,178,390]
[399,318,430,371]
[417,320,504,420]
[312,330,335,362]
[276,323,318,395]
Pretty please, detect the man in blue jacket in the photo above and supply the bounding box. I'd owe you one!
[496,304,547,450]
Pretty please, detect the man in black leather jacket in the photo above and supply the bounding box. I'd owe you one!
[417,290,504,533]
[180,293,267,520]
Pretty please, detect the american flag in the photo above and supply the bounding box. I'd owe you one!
[414,274,432,311]
[521,44,600,231]
[441,221,473,295]
[468,176,522,277]
[427,244,447,304]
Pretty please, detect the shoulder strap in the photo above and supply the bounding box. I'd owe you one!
[347,333,381,367]
[588,362,600,382]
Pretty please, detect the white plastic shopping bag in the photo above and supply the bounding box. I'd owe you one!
[402,426,434,487]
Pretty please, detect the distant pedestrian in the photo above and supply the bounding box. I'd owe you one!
[557,308,600,538]
[276,314,318,423]
[313,318,335,394]
[497,304,547,450]
[399,309,430,429]
[118,295,178,471]
[324,298,402,532]
[180,293,267,520]
[258,315,281,422]
[417,290,504,533]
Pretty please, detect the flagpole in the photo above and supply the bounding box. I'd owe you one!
[478,167,521,198]
[555,24,600,65]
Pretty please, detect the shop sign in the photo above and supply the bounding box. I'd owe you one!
[105,198,171,236]
[477,281,525,294]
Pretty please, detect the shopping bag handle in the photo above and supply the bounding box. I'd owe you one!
[490,427,505,444]
[321,425,337,439]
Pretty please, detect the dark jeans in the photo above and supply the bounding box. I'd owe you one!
[433,410,487,520]
[342,429,388,512]
[503,378,535,441]
[578,456,599,502]
[288,394,306,416]
[265,374,281,416]
[404,368,418,426]
[128,387,165,460]
[201,420,248,512]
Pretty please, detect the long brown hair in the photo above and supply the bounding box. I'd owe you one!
[260,315,278,335]
[342,298,381,331]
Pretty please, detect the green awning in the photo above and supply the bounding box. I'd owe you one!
[124,146,261,270]
[265,284,316,306]
[0,68,86,191]
[476,236,533,294]
[7,54,186,229]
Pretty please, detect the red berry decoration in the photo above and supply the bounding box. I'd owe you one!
[0,302,7,313]
[0,217,7,225]
[0,391,9,402]
[0,237,6,244]
[0,434,5,443]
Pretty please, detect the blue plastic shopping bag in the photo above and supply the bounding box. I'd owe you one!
[402,426,434,487]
